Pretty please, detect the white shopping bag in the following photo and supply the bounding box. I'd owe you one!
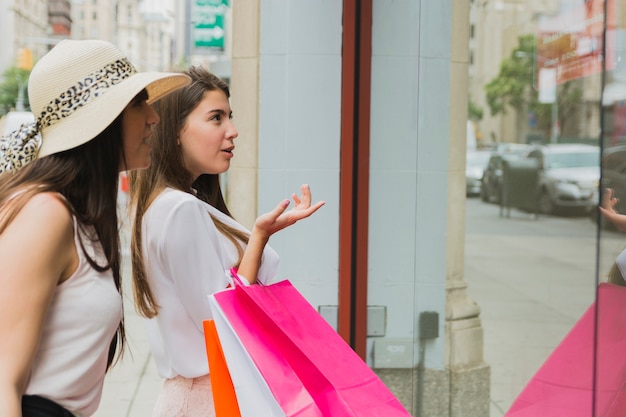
[208,294,287,417]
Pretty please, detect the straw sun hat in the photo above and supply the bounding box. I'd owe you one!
[0,39,191,174]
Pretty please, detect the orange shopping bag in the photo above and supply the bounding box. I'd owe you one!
[203,320,241,417]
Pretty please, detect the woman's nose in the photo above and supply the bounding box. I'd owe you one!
[227,120,238,140]
[147,103,160,125]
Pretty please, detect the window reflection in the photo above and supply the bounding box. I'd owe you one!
[467,0,621,415]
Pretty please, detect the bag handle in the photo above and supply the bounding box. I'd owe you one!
[229,268,265,287]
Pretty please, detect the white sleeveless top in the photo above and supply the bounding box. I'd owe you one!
[24,219,123,417]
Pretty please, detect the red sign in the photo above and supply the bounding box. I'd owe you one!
[536,0,615,87]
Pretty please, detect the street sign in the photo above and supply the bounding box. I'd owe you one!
[192,0,229,51]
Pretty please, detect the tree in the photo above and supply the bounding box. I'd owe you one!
[485,34,582,141]
[0,66,30,116]
[468,96,483,122]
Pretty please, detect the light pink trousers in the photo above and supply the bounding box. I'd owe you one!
[152,374,215,417]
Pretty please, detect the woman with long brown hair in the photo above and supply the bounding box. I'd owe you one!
[0,39,189,417]
[130,66,324,416]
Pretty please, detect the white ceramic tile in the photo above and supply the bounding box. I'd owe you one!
[372,0,420,57]
[415,171,449,285]
[260,0,289,55]
[286,0,343,55]
[417,57,451,172]
[420,0,452,59]
[368,170,418,336]
[259,55,288,169]
[284,54,342,171]
[370,55,419,171]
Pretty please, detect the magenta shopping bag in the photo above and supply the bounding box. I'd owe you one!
[209,295,321,417]
[211,269,411,417]
[505,283,626,417]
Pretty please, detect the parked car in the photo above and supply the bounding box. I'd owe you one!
[524,143,600,215]
[466,150,491,197]
[480,143,530,204]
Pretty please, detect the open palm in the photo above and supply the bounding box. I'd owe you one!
[254,184,325,238]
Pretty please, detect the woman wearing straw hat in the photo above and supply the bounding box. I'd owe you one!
[129,66,324,416]
[0,39,190,417]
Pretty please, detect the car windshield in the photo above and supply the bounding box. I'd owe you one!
[546,150,599,169]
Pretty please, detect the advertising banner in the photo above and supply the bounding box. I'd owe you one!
[536,0,615,88]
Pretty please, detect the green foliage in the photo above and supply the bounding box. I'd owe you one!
[485,34,535,116]
[0,66,30,115]
[468,97,483,121]
[485,34,582,138]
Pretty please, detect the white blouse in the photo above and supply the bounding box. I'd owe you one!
[141,188,279,379]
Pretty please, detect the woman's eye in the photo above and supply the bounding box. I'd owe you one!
[132,90,149,106]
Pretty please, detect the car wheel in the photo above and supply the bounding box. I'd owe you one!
[538,191,554,214]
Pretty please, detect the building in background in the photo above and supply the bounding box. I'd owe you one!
[0,0,233,91]
[48,0,71,38]
[0,0,49,76]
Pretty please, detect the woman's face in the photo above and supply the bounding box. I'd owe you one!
[120,90,160,171]
[179,89,238,180]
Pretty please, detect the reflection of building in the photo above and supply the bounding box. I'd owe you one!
[469,0,543,145]
[469,0,605,145]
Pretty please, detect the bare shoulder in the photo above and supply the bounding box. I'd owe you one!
[0,192,76,284]
[24,192,72,219]
[5,192,73,236]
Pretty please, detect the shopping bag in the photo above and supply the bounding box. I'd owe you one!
[505,282,626,417]
[203,320,241,417]
[206,302,288,417]
[211,269,411,417]
[209,296,323,417]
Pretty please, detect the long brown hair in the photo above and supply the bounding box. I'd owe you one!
[0,116,127,369]
[130,66,248,319]
[608,261,626,287]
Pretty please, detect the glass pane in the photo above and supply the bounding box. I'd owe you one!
[468,1,616,416]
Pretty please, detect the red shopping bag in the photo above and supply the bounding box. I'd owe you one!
[203,320,242,417]
[505,283,626,417]
[211,269,411,417]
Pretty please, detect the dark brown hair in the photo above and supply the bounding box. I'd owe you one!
[0,116,127,369]
[130,66,248,318]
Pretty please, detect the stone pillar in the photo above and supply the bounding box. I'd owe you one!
[227,0,260,229]
[446,1,491,416]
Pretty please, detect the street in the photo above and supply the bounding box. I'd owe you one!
[463,197,625,416]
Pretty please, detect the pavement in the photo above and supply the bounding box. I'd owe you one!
[92,218,162,417]
[93,200,620,416]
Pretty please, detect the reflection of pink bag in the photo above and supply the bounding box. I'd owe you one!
[211,269,411,417]
[505,283,626,417]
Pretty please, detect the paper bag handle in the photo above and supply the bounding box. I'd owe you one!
[229,268,265,287]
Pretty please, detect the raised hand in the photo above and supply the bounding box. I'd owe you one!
[599,188,626,231]
[253,184,325,239]
[600,187,620,215]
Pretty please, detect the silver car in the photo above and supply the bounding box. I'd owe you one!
[524,144,600,214]
[466,150,491,197]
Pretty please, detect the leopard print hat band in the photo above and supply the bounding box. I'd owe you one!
[0,39,190,175]
[0,58,136,175]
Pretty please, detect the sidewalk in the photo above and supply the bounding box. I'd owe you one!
[93,216,161,417]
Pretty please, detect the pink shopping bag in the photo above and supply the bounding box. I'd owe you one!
[211,269,411,417]
[209,295,322,417]
[505,283,626,417]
